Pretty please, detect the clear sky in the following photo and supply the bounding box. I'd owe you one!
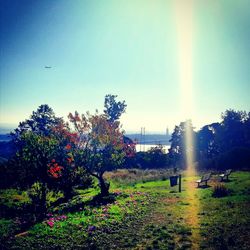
[0,0,249,133]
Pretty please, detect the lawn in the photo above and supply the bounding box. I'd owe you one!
[1,170,250,249]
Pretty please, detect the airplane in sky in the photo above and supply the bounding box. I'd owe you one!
[44,66,52,69]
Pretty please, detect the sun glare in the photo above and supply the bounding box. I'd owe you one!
[175,0,194,119]
[174,2,200,247]
[174,0,196,175]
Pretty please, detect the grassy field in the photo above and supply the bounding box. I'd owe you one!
[1,170,250,249]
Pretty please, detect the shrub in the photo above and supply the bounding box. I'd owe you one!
[212,184,229,198]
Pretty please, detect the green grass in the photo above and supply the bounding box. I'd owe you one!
[198,172,250,249]
[0,189,30,208]
[1,171,250,249]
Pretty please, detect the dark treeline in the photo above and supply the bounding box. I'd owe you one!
[168,109,250,171]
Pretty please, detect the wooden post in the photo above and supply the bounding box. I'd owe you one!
[179,174,181,192]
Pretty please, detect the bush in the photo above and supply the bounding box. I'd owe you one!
[212,184,229,198]
[135,149,170,169]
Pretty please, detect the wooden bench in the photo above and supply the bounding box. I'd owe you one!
[196,173,211,187]
[219,169,232,181]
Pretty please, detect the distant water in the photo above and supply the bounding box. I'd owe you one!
[0,134,171,152]
[136,144,170,152]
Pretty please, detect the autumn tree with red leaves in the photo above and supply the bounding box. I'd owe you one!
[68,95,133,196]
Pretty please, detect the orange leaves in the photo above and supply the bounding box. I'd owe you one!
[68,112,90,134]
[47,160,63,178]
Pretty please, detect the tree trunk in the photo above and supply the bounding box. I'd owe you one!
[98,175,110,197]
[36,182,47,221]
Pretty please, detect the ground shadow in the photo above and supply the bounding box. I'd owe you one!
[52,192,128,214]
[196,184,211,189]
[220,179,233,183]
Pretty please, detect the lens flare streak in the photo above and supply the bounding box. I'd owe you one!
[174,1,199,249]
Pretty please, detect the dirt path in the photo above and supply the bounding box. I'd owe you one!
[184,180,200,249]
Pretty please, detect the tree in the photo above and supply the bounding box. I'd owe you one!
[197,123,220,159]
[11,104,63,142]
[68,111,126,196]
[169,124,183,165]
[104,94,127,123]
[169,120,196,167]
[9,105,92,218]
[197,110,250,170]
[13,132,60,218]
[244,112,250,148]
[11,105,65,191]
[51,122,93,199]
[218,109,248,152]
[68,95,129,196]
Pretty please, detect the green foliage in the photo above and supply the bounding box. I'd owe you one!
[0,189,29,209]
[197,122,220,159]
[8,104,92,196]
[4,105,93,220]
[202,110,250,170]
[28,182,48,205]
[12,132,59,188]
[169,120,196,167]
[27,182,50,220]
[199,147,250,170]
[169,109,250,171]
[11,104,63,141]
[104,94,127,123]
[135,146,170,169]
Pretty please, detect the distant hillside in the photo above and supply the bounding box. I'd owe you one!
[126,134,171,145]
[0,140,15,159]
[0,134,11,141]
[0,134,15,159]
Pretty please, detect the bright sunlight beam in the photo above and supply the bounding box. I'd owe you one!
[174,0,196,176]
[174,2,200,248]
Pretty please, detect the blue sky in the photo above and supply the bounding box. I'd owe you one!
[0,0,249,133]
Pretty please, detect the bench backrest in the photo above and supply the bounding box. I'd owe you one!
[201,173,211,182]
[225,169,232,176]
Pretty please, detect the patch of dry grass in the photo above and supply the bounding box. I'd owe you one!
[104,168,172,186]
